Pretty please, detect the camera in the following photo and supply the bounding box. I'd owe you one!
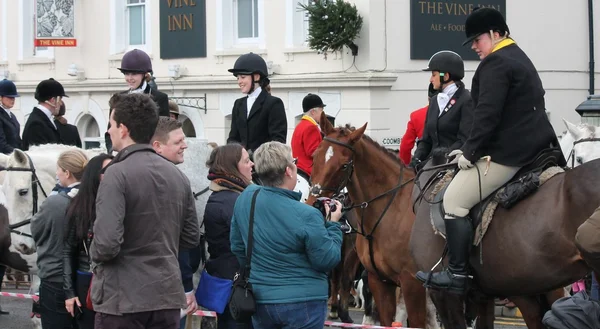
[312,197,337,219]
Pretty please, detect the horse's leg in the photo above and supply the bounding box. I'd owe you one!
[510,296,546,329]
[429,290,467,329]
[472,298,495,329]
[367,272,397,327]
[328,266,341,319]
[398,272,426,328]
[337,247,361,323]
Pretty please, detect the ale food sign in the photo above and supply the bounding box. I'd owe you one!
[410,0,506,60]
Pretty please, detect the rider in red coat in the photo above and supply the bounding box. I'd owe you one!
[291,94,326,178]
[399,84,437,165]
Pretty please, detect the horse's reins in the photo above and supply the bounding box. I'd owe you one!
[313,136,415,283]
[568,137,600,167]
[2,154,48,239]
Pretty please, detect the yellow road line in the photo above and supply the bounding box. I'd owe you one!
[495,320,526,326]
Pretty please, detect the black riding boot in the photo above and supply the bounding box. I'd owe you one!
[416,216,473,295]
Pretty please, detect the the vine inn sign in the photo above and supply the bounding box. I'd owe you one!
[410,0,506,61]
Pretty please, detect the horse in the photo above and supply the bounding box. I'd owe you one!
[307,113,438,328]
[0,145,104,254]
[409,137,600,328]
[560,119,600,167]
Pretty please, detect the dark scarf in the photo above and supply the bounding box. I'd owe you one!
[207,170,247,193]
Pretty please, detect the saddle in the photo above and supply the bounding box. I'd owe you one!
[429,147,565,244]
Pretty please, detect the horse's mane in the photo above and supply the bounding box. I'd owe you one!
[336,124,402,165]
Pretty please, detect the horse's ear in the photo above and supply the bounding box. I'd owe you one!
[563,119,582,140]
[320,112,334,135]
[349,123,368,144]
[12,149,28,166]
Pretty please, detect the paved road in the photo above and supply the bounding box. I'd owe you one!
[0,289,525,329]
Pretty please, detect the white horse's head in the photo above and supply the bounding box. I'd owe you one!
[562,119,600,167]
[4,144,104,254]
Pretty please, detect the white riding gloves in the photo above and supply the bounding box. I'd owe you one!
[448,149,474,170]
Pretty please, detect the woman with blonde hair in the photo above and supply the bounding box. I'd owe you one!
[31,149,88,329]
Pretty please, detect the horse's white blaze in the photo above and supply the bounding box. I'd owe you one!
[325,146,334,163]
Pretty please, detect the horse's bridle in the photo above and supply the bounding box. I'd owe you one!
[569,137,600,167]
[310,137,355,198]
[3,153,48,239]
[311,136,415,283]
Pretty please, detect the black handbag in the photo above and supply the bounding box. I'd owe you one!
[228,189,260,322]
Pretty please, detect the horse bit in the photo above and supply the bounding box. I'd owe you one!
[3,153,48,239]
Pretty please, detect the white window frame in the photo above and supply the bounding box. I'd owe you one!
[110,0,152,55]
[78,114,103,150]
[18,0,55,60]
[1,0,7,61]
[216,0,265,50]
[285,0,310,48]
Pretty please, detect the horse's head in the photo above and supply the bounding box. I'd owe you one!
[563,119,600,167]
[307,112,367,205]
[4,149,57,254]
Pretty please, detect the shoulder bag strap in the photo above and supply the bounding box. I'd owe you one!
[245,189,260,272]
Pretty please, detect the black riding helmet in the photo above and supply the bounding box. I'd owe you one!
[118,49,153,74]
[228,53,269,93]
[423,51,464,90]
[462,7,510,46]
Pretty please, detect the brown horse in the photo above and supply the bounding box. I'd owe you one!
[307,114,435,328]
[410,152,596,328]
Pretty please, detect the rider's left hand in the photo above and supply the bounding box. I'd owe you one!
[457,155,474,170]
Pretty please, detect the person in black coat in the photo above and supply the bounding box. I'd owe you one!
[203,144,254,329]
[22,78,68,151]
[104,49,169,152]
[55,102,82,148]
[0,79,22,154]
[226,53,287,153]
[416,8,564,294]
[411,51,473,168]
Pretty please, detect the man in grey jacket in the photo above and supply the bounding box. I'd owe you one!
[90,93,200,329]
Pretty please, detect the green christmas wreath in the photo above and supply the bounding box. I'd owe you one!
[299,0,363,57]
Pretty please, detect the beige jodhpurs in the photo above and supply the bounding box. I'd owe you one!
[443,159,520,217]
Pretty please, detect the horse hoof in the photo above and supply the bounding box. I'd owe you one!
[329,312,338,319]
[341,317,354,324]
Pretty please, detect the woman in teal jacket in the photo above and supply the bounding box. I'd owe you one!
[230,141,343,329]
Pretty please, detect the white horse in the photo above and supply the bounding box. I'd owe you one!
[0,145,104,254]
[561,119,600,167]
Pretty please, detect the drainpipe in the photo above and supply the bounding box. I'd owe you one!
[588,0,595,95]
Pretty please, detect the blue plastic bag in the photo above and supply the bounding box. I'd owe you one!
[196,270,233,314]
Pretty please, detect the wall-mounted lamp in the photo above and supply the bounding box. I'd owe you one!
[67,64,86,81]
[168,64,184,79]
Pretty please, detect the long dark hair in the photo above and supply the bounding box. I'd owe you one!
[65,153,114,240]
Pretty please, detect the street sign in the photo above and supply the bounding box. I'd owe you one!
[34,0,77,47]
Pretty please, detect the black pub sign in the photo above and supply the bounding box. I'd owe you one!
[410,0,506,61]
[160,0,207,59]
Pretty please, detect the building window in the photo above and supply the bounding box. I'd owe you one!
[127,0,146,46]
[110,0,152,54]
[77,115,102,149]
[216,0,264,50]
[285,0,310,48]
[179,114,197,138]
[18,0,54,60]
[235,0,259,42]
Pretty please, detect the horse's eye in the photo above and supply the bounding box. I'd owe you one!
[342,164,348,169]
[18,189,28,196]
[577,156,584,165]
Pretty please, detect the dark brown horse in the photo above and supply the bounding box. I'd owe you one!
[328,210,362,323]
[410,152,596,328]
[307,115,434,328]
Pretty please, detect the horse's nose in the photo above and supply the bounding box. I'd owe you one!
[18,243,34,255]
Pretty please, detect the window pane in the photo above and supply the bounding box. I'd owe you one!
[253,0,258,38]
[84,118,100,138]
[127,0,139,4]
[84,141,101,150]
[237,0,253,38]
[128,6,145,45]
